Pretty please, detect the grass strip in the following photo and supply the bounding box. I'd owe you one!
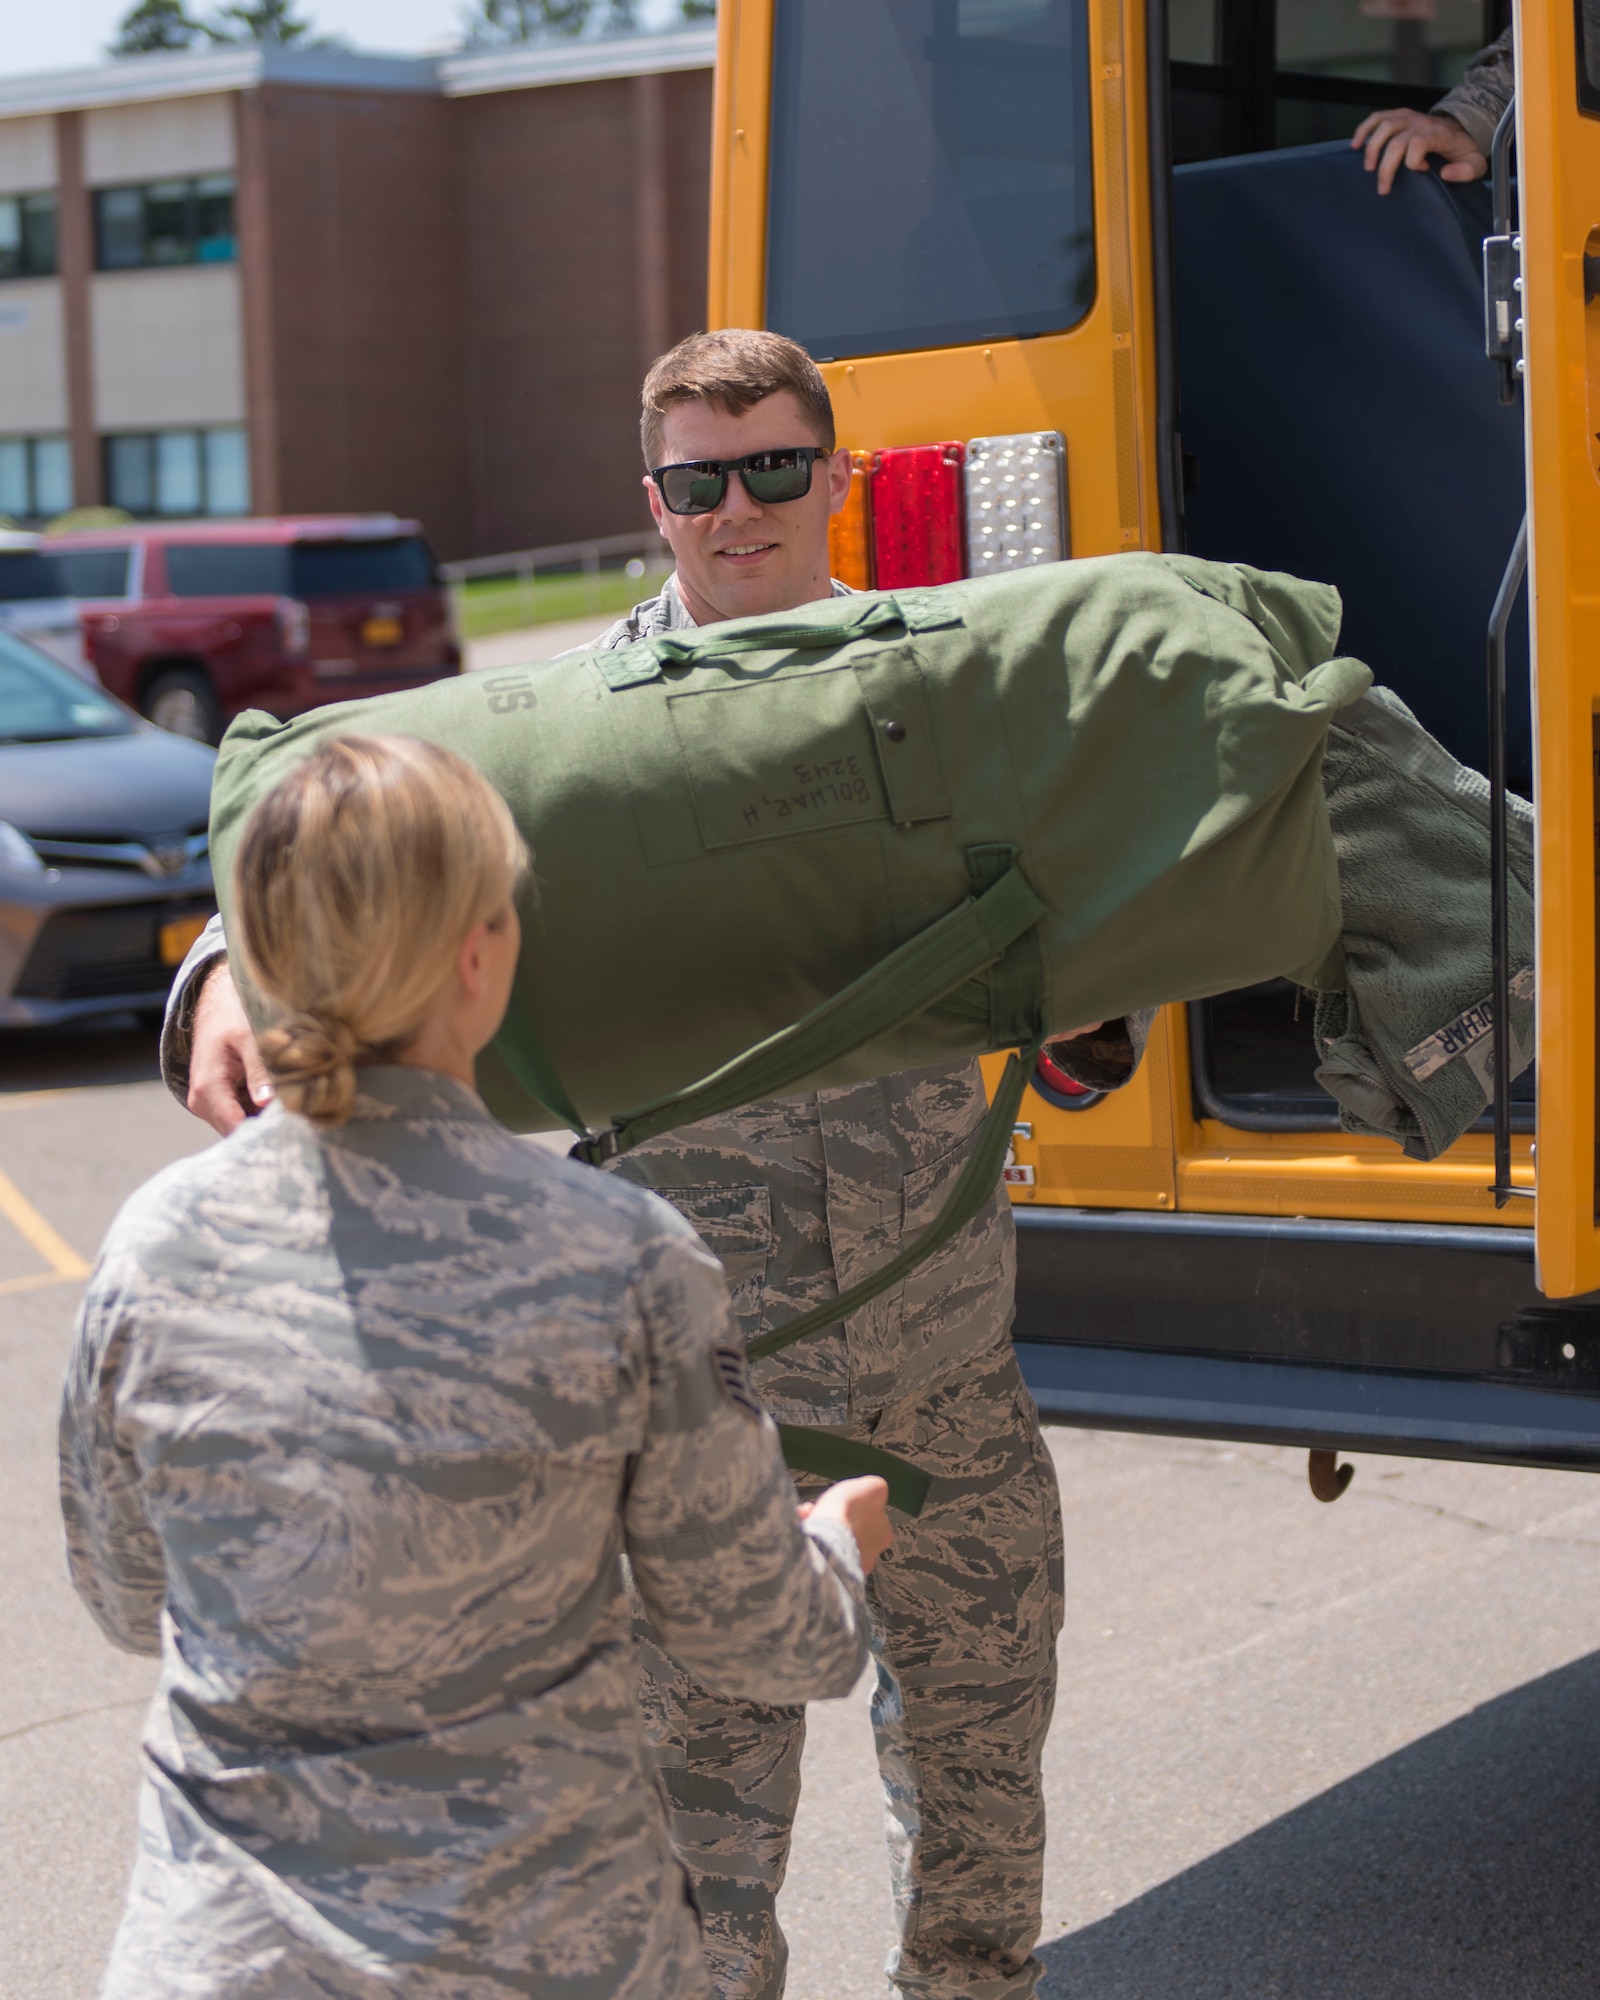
[453,564,672,640]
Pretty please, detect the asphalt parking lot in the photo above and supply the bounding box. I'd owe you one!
[5,1024,1600,1998]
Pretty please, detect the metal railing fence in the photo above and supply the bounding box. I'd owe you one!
[439,529,664,586]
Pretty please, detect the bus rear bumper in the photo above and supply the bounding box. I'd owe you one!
[1012,1206,1600,1471]
[1016,1339,1600,1472]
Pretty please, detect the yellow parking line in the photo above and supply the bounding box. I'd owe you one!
[0,1167,90,1280]
[0,1089,79,1110]
[0,1268,78,1300]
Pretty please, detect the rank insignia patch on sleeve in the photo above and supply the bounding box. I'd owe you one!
[712,1341,764,1419]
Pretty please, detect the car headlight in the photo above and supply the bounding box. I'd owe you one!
[0,821,44,875]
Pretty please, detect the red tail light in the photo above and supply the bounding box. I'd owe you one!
[870,443,966,588]
[1033,1045,1102,1110]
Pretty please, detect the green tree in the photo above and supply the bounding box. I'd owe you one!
[110,0,203,55]
[461,0,595,38]
[204,0,321,45]
[459,0,640,40]
[680,0,716,18]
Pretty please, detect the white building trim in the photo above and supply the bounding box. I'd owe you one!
[438,28,716,97]
[0,47,438,121]
[0,32,714,123]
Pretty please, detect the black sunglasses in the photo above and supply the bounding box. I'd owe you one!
[649,446,825,516]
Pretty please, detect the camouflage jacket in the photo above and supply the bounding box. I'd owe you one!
[60,1066,869,1999]
[597,576,1150,1429]
[1435,26,1513,157]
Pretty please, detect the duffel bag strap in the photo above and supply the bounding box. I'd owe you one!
[776,1424,932,1517]
[744,1033,1043,1363]
[644,596,906,667]
[492,867,1044,1393]
[489,860,1043,1147]
[578,861,1045,1161]
[491,977,591,1138]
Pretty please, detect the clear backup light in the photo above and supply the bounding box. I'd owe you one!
[964,432,1068,577]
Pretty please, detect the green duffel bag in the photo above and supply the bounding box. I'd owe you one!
[212,551,1364,1137]
[209,552,1372,1456]
[212,551,1547,1510]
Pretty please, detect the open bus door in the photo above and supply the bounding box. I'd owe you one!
[1520,0,1600,1299]
[710,0,1600,1472]
[711,0,1186,1219]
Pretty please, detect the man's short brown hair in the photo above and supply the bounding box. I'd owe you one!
[641,329,835,466]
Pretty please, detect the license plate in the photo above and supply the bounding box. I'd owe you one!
[361,615,404,648]
[159,912,212,967]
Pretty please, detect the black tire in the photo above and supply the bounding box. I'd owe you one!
[142,667,223,746]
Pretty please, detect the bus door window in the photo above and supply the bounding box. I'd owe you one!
[765,0,1096,360]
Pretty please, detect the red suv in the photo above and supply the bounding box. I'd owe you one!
[61,515,461,743]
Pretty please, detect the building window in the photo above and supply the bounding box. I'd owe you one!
[104,428,249,517]
[0,194,59,280]
[0,437,72,521]
[94,176,236,271]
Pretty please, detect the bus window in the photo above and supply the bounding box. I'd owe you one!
[1277,0,1486,93]
[765,0,1096,360]
[1579,0,1600,111]
[1171,0,1506,163]
[1169,0,1215,63]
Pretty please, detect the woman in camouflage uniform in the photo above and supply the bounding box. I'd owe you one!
[61,735,889,2000]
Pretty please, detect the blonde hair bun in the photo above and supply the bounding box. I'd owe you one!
[233,734,528,1128]
[257,1011,362,1128]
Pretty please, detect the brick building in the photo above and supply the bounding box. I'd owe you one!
[0,30,714,558]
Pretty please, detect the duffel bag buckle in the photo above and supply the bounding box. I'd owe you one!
[569,1127,620,1167]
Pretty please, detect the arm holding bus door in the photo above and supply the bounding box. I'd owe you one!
[1353,25,1511,193]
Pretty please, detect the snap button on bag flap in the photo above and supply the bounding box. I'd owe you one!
[666,650,952,850]
[854,649,951,826]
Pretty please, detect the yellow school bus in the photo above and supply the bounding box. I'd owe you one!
[707,0,1600,1472]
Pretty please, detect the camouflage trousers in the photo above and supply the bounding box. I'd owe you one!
[635,1336,1064,2000]
[610,1064,1064,1998]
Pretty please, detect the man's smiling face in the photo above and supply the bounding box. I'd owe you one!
[644,388,852,628]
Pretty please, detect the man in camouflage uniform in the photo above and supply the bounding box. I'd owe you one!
[597,331,1147,2000]
[163,330,1147,1999]
[61,1061,876,1999]
[1353,28,1512,195]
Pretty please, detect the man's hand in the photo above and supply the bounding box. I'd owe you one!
[187,960,272,1134]
[1352,107,1488,195]
[800,1476,893,1575]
